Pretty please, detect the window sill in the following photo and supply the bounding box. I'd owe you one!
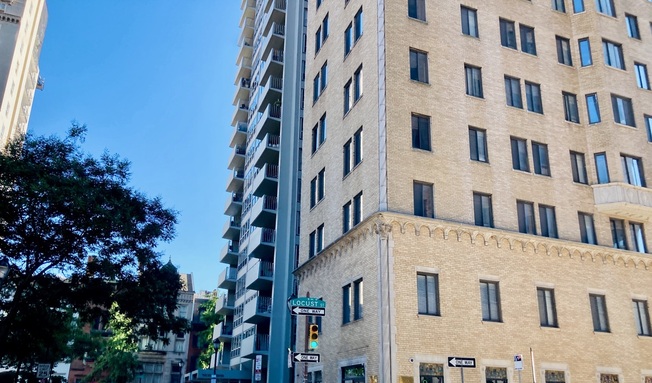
[564,120,582,126]
[532,172,552,178]
[417,313,441,318]
[407,16,428,24]
[593,330,612,335]
[470,159,490,166]
[637,334,652,339]
[511,168,531,175]
[343,160,363,181]
[604,64,627,73]
[465,94,485,101]
[613,121,637,130]
[342,318,364,327]
[481,320,503,324]
[409,79,431,86]
[461,33,480,40]
[540,325,560,331]
[412,147,433,154]
[572,181,591,187]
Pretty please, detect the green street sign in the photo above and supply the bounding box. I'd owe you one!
[288,297,326,309]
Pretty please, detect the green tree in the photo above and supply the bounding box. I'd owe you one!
[0,125,188,367]
[197,293,222,368]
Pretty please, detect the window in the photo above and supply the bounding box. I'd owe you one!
[310,177,317,208]
[500,18,517,49]
[621,154,645,187]
[409,48,428,83]
[504,76,523,108]
[315,27,321,54]
[343,128,363,176]
[539,205,558,238]
[465,64,483,98]
[317,168,324,201]
[626,14,640,39]
[417,273,440,315]
[570,151,588,184]
[313,62,328,101]
[600,375,619,383]
[646,115,652,142]
[342,284,350,324]
[595,152,610,184]
[517,200,536,234]
[316,224,324,253]
[633,300,651,336]
[595,0,615,17]
[556,36,573,66]
[563,92,580,123]
[611,94,635,126]
[635,63,650,90]
[590,294,610,332]
[408,0,426,21]
[526,82,543,113]
[545,371,566,383]
[461,6,479,37]
[602,40,625,70]
[520,24,536,55]
[343,279,363,324]
[486,367,508,383]
[317,0,322,8]
[315,15,328,53]
[344,80,352,114]
[353,191,363,226]
[552,0,566,12]
[511,137,529,172]
[311,114,326,154]
[411,113,431,151]
[630,222,647,253]
[610,218,627,249]
[532,142,551,176]
[344,24,353,56]
[469,127,488,162]
[480,281,501,322]
[354,8,363,40]
[586,93,601,123]
[473,193,494,228]
[420,364,444,383]
[354,65,363,102]
[343,201,351,233]
[353,279,363,320]
[537,288,558,327]
[579,38,592,66]
[572,0,584,12]
[413,181,434,218]
[578,212,597,245]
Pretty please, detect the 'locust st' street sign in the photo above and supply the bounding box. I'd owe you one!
[288,297,326,317]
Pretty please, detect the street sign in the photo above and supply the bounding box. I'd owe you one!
[288,297,326,316]
[514,354,523,371]
[293,352,321,363]
[291,306,326,316]
[255,355,262,381]
[36,364,50,379]
[448,357,476,368]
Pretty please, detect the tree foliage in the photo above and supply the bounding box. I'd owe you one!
[0,126,187,366]
[197,293,221,368]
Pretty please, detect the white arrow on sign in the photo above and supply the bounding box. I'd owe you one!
[292,306,326,316]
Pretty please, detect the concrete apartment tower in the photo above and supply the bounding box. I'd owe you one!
[295,0,652,382]
[217,0,305,382]
[0,0,47,148]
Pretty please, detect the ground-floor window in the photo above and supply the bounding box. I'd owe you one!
[644,376,652,383]
[486,367,508,383]
[600,374,619,383]
[307,370,322,383]
[545,370,565,383]
[342,364,365,383]
[419,363,444,383]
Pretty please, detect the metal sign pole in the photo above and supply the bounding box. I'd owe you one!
[460,368,465,383]
[518,370,522,383]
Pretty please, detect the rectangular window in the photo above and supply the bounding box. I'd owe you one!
[611,94,635,127]
[630,222,647,253]
[646,115,652,142]
[343,79,352,114]
[626,14,641,39]
[313,74,320,102]
[413,181,434,218]
[353,128,363,167]
[500,18,517,49]
[511,137,530,172]
[556,36,573,66]
[343,201,351,233]
[354,8,363,40]
[595,0,615,17]
[461,6,479,37]
[310,177,317,208]
[532,142,551,176]
[410,48,429,83]
[316,224,324,253]
[343,129,363,176]
[633,300,651,336]
[469,127,488,162]
[417,273,440,315]
[343,139,351,176]
[520,24,537,55]
[537,288,558,327]
[545,371,566,383]
[353,279,363,320]
[552,0,566,12]
[579,38,592,66]
[505,76,523,108]
[473,193,494,228]
[635,63,650,90]
[539,204,558,238]
[309,231,316,258]
[465,64,483,98]
[411,113,431,151]
[344,23,353,55]
[480,281,501,322]
[586,93,601,123]
[322,14,329,42]
[408,0,426,21]
[354,66,363,102]
[563,92,580,123]
[342,284,351,324]
[570,151,588,184]
[526,82,543,113]
[621,154,645,187]
[573,0,584,12]
[595,152,610,184]
[317,168,325,202]
[579,212,597,245]
[353,191,363,225]
[611,218,627,249]
[315,26,322,54]
[602,40,625,70]
[318,114,326,145]
[320,62,327,92]
[590,294,610,332]
[517,200,537,234]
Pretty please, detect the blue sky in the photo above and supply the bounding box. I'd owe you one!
[29,1,241,292]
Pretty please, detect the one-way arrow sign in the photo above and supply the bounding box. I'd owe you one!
[293,352,321,363]
[291,306,326,316]
[448,357,476,368]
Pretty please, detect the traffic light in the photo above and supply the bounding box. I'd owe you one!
[308,323,319,350]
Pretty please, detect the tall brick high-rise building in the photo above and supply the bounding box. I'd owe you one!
[293,0,652,382]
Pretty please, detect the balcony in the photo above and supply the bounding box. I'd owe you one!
[252,134,280,169]
[255,76,282,114]
[216,293,236,315]
[231,102,249,127]
[236,37,253,68]
[232,76,252,107]
[227,145,246,170]
[260,49,284,85]
[222,218,241,241]
[219,241,239,266]
[234,57,252,89]
[238,16,254,46]
[216,322,233,343]
[262,0,286,36]
[224,192,243,216]
[248,227,275,260]
[593,182,652,222]
[243,294,272,325]
[260,22,285,65]
[240,331,270,359]
[217,267,237,290]
[246,260,274,291]
[252,104,281,141]
[252,164,279,197]
[251,195,277,228]
[241,0,255,22]
[226,169,245,193]
[230,122,248,148]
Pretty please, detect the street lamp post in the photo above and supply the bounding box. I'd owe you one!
[212,339,220,383]
[177,359,184,383]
